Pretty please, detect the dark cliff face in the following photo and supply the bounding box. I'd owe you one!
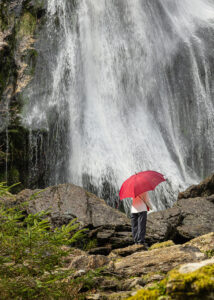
[0,0,47,191]
[0,0,46,124]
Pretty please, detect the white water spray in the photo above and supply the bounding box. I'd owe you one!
[22,0,214,210]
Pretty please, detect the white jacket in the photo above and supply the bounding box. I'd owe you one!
[131,192,152,213]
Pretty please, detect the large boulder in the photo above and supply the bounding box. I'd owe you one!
[178,173,214,199]
[15,184,129,227]
[146,174,214,245]
[146,196,214,244]
[9,183,133,252]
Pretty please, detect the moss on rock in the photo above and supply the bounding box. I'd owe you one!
[0,0,47,191]
[0,125,29,192]
[16,12,37,38]
[126,264,214,300]
[127,289,161,300]
[149,241,175,251]
[205,250,214,259]
[0,2,14,31]
[166,264,214,299]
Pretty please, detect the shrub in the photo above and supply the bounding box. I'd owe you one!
[0,183,88,299]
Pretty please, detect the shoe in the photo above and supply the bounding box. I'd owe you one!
[137,242,149,249]
[144,243,149,250]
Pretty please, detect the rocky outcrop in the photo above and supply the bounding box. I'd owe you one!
[0,0,46,102]
[127,259,214,300]
[146,196,214,244]
[111,244,206,277]
[5,183,133,253]
[65,232,214,300]
[15,185,129,228]
[186,231,214,252]
[1,178,214,299]
[2,173,214,253]
[146,174,214,245]
[178,173,214,199]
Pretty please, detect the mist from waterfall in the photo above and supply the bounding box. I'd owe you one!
[21,0,214,210]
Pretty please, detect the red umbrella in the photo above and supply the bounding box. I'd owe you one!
[119,170,166,200]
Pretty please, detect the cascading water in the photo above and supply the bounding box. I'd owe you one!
[21,0,214,210]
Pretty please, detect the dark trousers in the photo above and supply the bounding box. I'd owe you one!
[131,211,147,244]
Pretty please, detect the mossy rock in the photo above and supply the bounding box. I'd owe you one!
[0,2,14,31]
[166,264,214,299]
[205,250,214,259]
[16,12,37,38]
[149,241,175,251]
[126,264,214,300]
[0,0,47,192]
[127,289,161,300]
[0,40,17,97]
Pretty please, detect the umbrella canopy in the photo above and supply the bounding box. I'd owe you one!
[119,170,166,200]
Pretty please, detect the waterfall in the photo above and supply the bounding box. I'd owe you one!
[21,0,214,210]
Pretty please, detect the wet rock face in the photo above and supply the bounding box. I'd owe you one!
[0,0,47,190]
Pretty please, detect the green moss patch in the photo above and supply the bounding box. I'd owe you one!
[126,264,214,300]
[0,2,15,31]
[127,289,161,300]
[149,241,175,251]
[166,264,214,298]
[17,12,37,38]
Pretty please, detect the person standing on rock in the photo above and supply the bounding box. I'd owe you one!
[119,171,165,247]
[131,192,152,247]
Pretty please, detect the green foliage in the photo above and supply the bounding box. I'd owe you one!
[71,268,103,292]
[205,250,214,258]
[29,189,47,201]
[0,182,20,197]
[0,193,88,299]
[84,238,98,251]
